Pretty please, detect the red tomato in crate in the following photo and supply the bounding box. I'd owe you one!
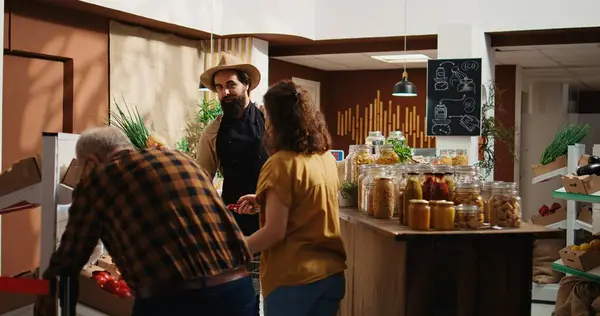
[103,278,119,294]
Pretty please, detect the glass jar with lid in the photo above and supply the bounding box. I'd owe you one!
[452,149,468,166]
[430,200,455,230]
[456,204,482,229]
[387,130,406,145]
[423,164,455,201]
[455,165,479,185]
[402,164,431,225]
[343,145,357,183]
[363,165,388,217]
[490,182,521,228]
[373,174,396,219]
[366,131,385,154]
[390,164,406,219]
[437,149,453,165]
[375,144,400,165]
[453,182,484,225]
[351,145,374,183]
[357,164,377,214]
[408,200,430,230]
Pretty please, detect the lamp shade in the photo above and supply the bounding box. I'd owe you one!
[392,77,417,97]
[199,82,210,92]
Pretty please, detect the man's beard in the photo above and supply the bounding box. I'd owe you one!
[221,96,244,119]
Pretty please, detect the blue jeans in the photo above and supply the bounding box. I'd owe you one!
[264,272,345,316]
[132,276,256,316]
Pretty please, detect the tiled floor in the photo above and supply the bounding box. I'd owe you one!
[532,303,555,316]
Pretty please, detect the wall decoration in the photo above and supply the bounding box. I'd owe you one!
[335,90,436,148]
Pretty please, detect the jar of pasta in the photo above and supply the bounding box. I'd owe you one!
[408,200,430,230]
[430,200,455,230]
[490,182,522,228]
[437,149,453,165]
[402,164,430,225]
[375,144,400,165]
[453,182,484,225]
[357,164,377,214]
[391,164,406,219]
[452,149,468,166]
[456,204,482,229]
[344,145,357,183]
[351,145,374,183]
[364,166,388,217]
[374,176,396,219]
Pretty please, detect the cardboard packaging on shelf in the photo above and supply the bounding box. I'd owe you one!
[562,173,600,195]
[559,246,600,272]
[0,269,38,315]
[0,156,42,197]
[532,155,567,177]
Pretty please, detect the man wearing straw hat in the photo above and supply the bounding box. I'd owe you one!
[197,52,267,314]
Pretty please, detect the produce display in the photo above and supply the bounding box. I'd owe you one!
[539,124,590,165]
[91,270,133,299]
[576,155,600,176]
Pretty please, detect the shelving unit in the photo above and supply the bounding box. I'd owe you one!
[0,133,107,316]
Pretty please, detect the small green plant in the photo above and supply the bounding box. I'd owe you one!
[109,97,150,149]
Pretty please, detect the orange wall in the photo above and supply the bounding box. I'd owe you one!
[1,0,109,275]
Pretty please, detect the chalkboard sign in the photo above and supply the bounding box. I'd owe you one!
[426,58,482,136]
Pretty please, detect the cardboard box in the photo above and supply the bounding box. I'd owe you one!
[0,270,38,315]
[60,159,82,189]
[532,155,567,177]
[78,265,133,316]
[562,173,600,194]
[0,156,42,197]
[559,246,600,271]
[531,207,567,226]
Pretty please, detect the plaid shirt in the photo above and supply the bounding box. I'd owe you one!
[43,148,252,291]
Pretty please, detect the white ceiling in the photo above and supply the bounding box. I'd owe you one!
[274,43,600,89]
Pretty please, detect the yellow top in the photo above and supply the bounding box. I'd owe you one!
[256,151,347,297]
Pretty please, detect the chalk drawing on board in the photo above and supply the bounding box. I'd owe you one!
[450,66,476,94]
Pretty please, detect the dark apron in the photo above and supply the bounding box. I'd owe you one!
[216,103,268,236]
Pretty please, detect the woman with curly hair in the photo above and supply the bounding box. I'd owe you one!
[236,80,347,316]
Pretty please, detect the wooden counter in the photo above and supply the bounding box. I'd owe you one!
[338,208,561,316]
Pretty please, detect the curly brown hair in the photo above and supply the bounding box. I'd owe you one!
[263,80,332,155]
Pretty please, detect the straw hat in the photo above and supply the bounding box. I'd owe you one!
[200,52,261,92]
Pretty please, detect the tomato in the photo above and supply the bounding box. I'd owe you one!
[93,275,108,287]
[116,286,132,299]
[103,278,119,294]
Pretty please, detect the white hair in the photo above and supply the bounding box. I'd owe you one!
[76,126,133,161]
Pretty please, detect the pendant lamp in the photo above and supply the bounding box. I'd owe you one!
[393,0,417,97]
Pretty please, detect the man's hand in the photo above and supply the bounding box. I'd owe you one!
[237,194,258,214]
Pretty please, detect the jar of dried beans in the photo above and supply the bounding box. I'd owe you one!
[375,144,400,165]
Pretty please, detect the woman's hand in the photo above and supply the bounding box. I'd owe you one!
[237,194,257,214]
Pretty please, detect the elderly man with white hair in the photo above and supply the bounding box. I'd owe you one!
[39,126,257,316]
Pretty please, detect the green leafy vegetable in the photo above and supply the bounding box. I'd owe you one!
[540,124,590,165]
[387,139,413,163]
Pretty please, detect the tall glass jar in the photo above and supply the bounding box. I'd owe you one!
[363,166,388,217]
[387,130,406,145]
[351,145,374,183]
[343,145,357,183]
[373,175,396,219]
[455,165,479,184]
[391,164,406,219]
[423,164,454,201]
[490,182,521,228]
[357,165,377,214]
[452,149,468,166]
[366,131,385,154]
[376,144,400,165]
[402,164,430,225]
[453,182,484,225]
